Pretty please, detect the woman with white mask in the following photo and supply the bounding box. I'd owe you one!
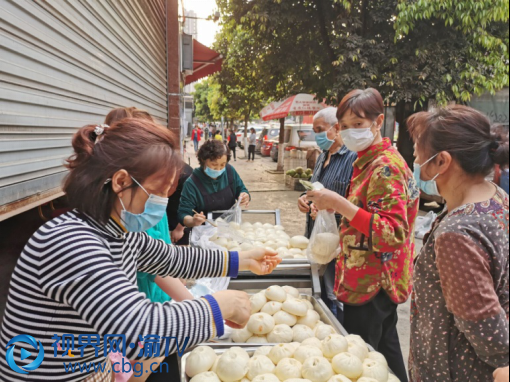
[407,105,509,382]
[307,88,419,382]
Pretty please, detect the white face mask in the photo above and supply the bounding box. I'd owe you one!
[340,122,376,152]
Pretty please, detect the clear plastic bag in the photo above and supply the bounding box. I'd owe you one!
[306,182,341,264]
[188,202,244,295]
[415,211,437,240]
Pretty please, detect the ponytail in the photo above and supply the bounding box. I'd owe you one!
[64,118,179,224]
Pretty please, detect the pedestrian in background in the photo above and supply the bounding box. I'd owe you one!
[191,124,202,152]
[247,127,257,161]
[297,107,357,322]
[408,105,509,382]
[307,88,419,382]
[228,129,238,161]
[214,130,223,141]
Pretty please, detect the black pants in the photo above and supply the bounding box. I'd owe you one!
[146,354,180,381]
[320,261,344,324]
[248,145,256,160]
[230,146,237,160]
[343,291,409,382]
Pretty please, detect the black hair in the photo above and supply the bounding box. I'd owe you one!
[197,140,231,167]
[408,105,510,176]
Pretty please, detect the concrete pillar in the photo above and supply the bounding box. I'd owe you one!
[166,0,181,140]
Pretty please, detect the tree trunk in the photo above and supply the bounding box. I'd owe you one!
[395,100,428,168]
[277,118,286,172]
[244,115,249,157]
[361,0,369,38]
[314,0,336,65]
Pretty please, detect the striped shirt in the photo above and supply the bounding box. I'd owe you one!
[0,210,235,381]
[305,145,357,237]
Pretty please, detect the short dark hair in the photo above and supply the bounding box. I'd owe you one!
[197,140,231,166]
[408,105,510,176]
[64,118,180,224]
[337,88,384,121]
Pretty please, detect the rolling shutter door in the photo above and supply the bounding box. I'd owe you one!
[0,0,168,220]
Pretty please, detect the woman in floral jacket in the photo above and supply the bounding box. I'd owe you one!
[308,88,419,382]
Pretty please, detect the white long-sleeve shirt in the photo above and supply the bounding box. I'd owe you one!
[0,210,235,381]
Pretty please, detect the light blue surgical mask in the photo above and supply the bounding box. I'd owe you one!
[205,166,226,179]
[414,154,441,197]
[119,177,168,232]
[315,127,335,151]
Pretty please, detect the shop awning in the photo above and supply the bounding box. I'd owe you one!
[185,40,223,85]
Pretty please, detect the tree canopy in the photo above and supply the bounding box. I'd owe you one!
[212,0,508,107]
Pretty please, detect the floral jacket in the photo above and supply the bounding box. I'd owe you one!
[334,138,420,305]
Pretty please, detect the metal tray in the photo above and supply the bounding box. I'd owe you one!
[208,209,282,225]
[229,262,322,298]
[208,294,348,345]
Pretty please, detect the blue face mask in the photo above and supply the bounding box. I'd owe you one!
[119,177,168,232]
[414,154,441,197]
[205,166,226,179]
[315,127,335,151]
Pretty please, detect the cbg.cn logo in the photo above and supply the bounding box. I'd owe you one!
[6,334,45,374]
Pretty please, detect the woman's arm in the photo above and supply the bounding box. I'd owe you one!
[41,227,280,360]
[155,276,193,301]
[39,226,225,359]
[183,212,206,228]
[170,223,186,243]
[137,236,280,280]
[435,233,509,368]
[178,180,202,227]
[494,367,509,382]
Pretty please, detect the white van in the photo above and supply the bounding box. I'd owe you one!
[283,124,318,149]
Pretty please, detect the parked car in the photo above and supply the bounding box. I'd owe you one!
[270,124,318,162]
[270,141,279,162]
[256,127,280,152]
[261,138,278,157]
[285,124,317,149]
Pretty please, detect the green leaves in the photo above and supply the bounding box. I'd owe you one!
[395,0,509,104]
[208,0,508,112]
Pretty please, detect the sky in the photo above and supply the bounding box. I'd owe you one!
[184,0,221,47]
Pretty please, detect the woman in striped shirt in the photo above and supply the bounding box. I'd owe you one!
[0,119,280,381]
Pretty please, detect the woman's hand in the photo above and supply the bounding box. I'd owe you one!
[310,204,319,220]
[213,290,251,329]
[239,193,250,208]
[192,212,206,227]
[307,189,359,221]
[306,189,342,212]
[298,195,310,213]
[171,224,186,243]
[239,248,282,275]
[494,367,509,382]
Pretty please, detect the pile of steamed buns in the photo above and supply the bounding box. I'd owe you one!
[209,222,310,260]
[185,285,399,382]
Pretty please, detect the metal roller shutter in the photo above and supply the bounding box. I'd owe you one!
[0,0,168,220]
